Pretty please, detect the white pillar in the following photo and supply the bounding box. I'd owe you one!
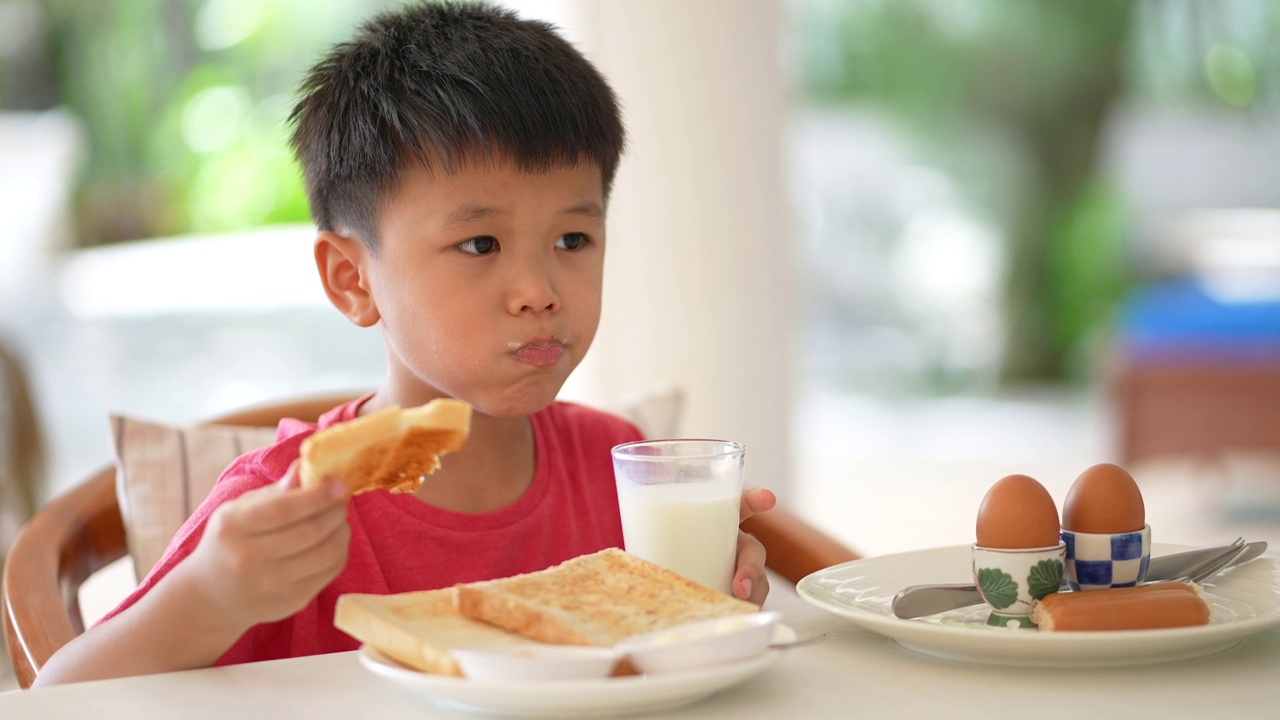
[571,0,794,499]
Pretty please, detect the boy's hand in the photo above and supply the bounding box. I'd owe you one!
[181,461,352,631]
[733,487,777,606]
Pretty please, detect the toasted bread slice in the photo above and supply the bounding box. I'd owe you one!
[299,398,471,497]
[454,548,759,646]
[335,589,530,675]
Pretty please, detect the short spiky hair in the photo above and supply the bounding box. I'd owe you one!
[288,1,625,246]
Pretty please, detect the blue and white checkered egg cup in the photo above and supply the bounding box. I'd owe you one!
[1061,524,1151,591]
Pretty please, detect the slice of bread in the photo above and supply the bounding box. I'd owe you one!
[335,589,530,675]
[299,398,471,497]
[454,548,759,646]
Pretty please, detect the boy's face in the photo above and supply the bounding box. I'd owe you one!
[339,158,606,418]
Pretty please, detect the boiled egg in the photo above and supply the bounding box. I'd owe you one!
[976,474,1061,549]
[1062,462,1145,533]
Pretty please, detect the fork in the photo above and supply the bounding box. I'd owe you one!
[1168,536,1246,584]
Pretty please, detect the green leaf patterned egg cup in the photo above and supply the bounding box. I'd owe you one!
[971,543,1066,629]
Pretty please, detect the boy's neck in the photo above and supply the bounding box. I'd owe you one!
[416,409,535,513]
[359,390,537,514]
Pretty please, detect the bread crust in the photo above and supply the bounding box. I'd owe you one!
[299,398,471,497]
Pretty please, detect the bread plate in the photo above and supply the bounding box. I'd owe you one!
[357,624,795,717]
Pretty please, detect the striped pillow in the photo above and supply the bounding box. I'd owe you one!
[110,415,277,581]
[605,384,684,440]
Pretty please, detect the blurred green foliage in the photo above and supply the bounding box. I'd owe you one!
[1,0,400,245]
[794,0,1279,383]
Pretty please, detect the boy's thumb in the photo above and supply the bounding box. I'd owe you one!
[277,460,302,491]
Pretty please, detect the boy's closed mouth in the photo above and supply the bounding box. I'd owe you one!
[511,338,565,367]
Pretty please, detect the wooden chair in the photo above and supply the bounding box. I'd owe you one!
[1,393,858,689]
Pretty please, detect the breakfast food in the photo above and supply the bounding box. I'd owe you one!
[975,474,1061,549]
[335,548,760,677]
[1032,582,1211,631]
[1060,462,1151,590]
[335,589,530,675]
[1062,463,1145,533]
[971,474,1066,619]
[454,548,759,646]
[299,398,471,496]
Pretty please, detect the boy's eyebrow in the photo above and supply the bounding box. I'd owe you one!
[441,204,501,228]
[440,200,604,228]
[563,201,605,219]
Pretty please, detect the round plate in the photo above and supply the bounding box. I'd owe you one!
[797,543,1280,667]
[357,625,794,717]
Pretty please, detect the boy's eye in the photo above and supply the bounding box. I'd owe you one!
[556,232,589,251]
[458,236,499,255]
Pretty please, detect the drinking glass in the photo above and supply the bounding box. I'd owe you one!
[611,439,745,594]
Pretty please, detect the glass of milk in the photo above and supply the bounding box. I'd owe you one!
[611,439,745,594]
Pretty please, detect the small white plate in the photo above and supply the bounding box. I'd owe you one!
[451,644,621,682]
[358,624,795,717]
[797,543,1280,668]
[617,611,781,674]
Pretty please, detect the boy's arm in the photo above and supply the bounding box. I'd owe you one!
[33,463,351,686]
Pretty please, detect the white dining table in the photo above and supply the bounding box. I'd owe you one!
[4,569,1279,719]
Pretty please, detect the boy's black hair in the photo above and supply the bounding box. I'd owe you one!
[288,1,625,247]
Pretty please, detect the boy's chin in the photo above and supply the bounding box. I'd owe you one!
[470,386,564,419]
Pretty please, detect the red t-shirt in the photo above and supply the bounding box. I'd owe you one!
[100,396,642,665]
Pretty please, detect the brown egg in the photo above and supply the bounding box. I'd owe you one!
[976,474,1061,549]
[1062,463,1145,533]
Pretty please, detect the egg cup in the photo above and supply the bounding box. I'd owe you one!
[1061,524,1151,591]
[971,543,1066,622]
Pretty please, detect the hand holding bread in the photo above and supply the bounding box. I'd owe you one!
[183,461,352,631]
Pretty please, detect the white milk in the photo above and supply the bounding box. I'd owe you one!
[618,483,741,594]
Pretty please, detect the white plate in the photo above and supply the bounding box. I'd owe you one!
[797,543,1280,668]
[358,625,795,717]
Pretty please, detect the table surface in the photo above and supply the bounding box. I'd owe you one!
[4,574,1280,718]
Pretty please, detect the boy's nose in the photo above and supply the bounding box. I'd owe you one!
[506,264,560,315]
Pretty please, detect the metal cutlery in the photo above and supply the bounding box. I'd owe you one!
[891,539,1268,620]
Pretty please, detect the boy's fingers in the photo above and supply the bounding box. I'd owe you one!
[227,499,350,569]
[732,531,769,604]
[734,531,767,576]
[738,487,777,523]
[273,516,351,582]
[267,503,351,562]
[744,572,769,606]
[276,461,301,490]
[232,479,347,533]
[276,461,346,499]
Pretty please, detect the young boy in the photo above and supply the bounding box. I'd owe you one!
[35,1,775,686]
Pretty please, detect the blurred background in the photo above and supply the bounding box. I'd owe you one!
[3,0,1280,679]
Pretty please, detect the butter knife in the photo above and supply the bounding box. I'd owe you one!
[891,541,1268,619]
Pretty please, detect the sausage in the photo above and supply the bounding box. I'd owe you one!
[1032,582,1211,631]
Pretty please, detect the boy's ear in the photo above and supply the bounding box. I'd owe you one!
[314,231,380,327]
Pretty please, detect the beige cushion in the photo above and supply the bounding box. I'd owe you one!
[110,385,684,581]
[602,384,684,440]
